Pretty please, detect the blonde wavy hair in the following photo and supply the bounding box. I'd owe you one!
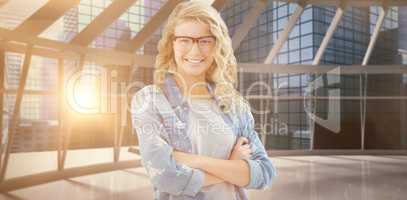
[153,1,247,113]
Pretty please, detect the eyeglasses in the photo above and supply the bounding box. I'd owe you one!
[173,36,216,53]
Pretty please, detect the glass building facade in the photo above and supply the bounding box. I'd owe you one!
[221,0,403,150]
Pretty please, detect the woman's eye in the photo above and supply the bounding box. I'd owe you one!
[199,38,214,45]
[179,39,191,44]
[200,40,211,44]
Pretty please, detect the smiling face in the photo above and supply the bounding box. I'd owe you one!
[173,20,215,82]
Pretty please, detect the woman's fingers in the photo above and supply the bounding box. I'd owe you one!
[241,149,252,159]
[230,138,252,160]
[242,148,251,154]
[235,137,249,147]
[241,145,252,158]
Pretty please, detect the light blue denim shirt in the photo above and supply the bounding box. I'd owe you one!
[131,72,277,200]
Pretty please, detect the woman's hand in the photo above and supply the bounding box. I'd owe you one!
[229,137,252,160]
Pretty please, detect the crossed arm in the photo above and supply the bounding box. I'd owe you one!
[172,137,252,187]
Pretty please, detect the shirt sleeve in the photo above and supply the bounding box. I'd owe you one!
[131,85,204,196]
[240,101,277,190]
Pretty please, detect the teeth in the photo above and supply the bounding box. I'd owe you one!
[186,59,203,63]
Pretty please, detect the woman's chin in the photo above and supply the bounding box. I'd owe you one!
[184,71,207,78]
[180,66,209,77]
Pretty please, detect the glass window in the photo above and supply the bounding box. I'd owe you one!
[334,38,344,49]
[324,51,335,63]
[81,0,91,5]
[94,0,108,8]
[278,18,287,30]
[279,76,289,87]
[260,13,267,25]
[301,34,313,48]
[355,42,364,52]
[267,21,273,32]
[281,42,288,52]
[324,14,333,23]
[289,37,300,50]
[344,41,353,49]
[259,23,267,33]
[301,47,313,60]
[129,14,139,23]
[272,32,279,43]
[344,18,353,29]
[301,21,312,35]
[300,74,309,86]
[301,60,312,64]
[259,47,268,58]
[289,4,297,14]
[79,23,86,31]
[290,25,300,38]
[334,27,344,38]
[273,20,278,31]
[92,7,103,16]
[301,7,313,23]
[78,15,91,25]
[278,6,288,18]
[278,53,288,64]
[344,29,353,40]
[248,38,257,49]
[79,5,91,14]
[289,50,300,63]
[259,35,268,47]
[313,35,323,46]
[248,50,257,62]
[289,75,301,88]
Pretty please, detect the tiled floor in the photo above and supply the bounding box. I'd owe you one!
[1,155,406,200]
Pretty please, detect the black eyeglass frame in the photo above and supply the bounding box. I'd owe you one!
[173,35,216,44]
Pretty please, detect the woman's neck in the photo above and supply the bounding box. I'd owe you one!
[174,74,212,98]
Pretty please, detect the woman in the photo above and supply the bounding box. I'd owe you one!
[131,1,276,200]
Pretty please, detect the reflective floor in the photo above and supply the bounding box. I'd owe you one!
[1,155,406,200]
[251,156,407,200]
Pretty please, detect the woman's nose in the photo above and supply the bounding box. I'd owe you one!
[187,42,203,55]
